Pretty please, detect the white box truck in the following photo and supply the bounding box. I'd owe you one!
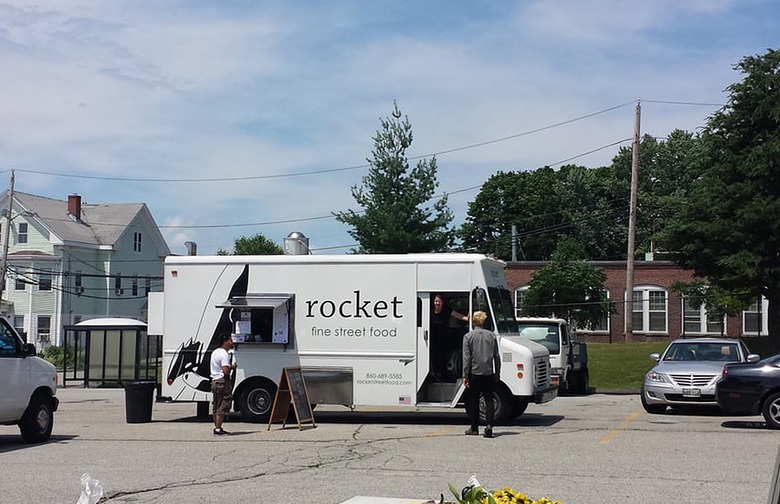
[149,254,557,424]
[516,317,589,395]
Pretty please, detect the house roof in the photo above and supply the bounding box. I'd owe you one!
[6,191,170,254]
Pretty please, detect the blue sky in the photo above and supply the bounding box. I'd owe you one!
[1,0,778,255]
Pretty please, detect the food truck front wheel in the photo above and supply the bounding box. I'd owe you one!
[237,378,277,422]
[477,384,512,425]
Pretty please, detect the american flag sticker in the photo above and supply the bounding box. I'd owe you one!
[398,396,411,405]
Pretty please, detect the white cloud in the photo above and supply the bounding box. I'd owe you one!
[0,0,777,253]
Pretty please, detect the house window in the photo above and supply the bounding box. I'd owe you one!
[743,297,768,335]
[133,232,142,252]
[39,269,52,291]
[75,272,84,295]
[145,276,151,295]
[13,315,25,341]
[17,222,28,244]
[132,276,138,296]
[37,316,51,343]
[115,274,122,295]
[683,297,725,335]
[514,286,529,319]
[14,273,25,291]
[632,287,668,333]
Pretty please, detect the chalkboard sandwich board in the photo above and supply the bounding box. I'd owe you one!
[267,367,316,430]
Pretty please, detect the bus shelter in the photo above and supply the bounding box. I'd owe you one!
[62,318,161,389]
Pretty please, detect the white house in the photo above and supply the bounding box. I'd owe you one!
[0,191,170,349]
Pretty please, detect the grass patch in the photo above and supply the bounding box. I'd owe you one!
[588,341,669,391]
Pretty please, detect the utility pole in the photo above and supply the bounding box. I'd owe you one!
[0,170,15,310]
[625,102,641,342]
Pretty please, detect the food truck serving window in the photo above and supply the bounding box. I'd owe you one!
[216,294,294,344]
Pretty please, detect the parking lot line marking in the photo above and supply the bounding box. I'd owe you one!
[427,426,460,437]
[599,410,643,444]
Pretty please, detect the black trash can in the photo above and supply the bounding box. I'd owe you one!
[123,381,156,423]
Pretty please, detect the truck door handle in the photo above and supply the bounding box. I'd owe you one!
[423,330,428,342]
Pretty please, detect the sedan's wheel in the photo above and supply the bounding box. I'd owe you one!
[238,379,277,423]
[640,386,667,414]
[762,392,780,429]
[19,395,54,443]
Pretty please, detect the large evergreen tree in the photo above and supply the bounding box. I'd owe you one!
[334,103,453,253]
[659,48,780,341]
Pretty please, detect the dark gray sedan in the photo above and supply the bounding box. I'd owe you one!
[641,338,760,414]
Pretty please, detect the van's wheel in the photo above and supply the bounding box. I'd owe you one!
[237,379,277,423]
[478,385,512,425]
[19,395,54,443]
[640,386,667,414]
[762,392,780,429]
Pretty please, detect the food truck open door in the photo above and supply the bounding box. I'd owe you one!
[416,292,432,390]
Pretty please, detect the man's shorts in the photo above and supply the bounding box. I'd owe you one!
[211,379,233,415]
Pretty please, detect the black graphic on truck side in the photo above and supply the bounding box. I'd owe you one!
[166,265,249,392]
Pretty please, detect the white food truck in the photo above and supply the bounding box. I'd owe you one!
[149,253,557,424]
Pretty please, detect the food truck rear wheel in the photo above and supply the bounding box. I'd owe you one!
[237,378,277,422]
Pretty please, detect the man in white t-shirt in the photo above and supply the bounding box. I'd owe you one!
[210,333,236,435]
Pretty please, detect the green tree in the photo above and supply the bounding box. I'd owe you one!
[460,165,627,261]
[334,102,454,253]
[658,48,780,342]
[553,164,628,260]
[216,233,284,255]
[460,168,561,260]
[521,239,612,329]
[611,130,702,257]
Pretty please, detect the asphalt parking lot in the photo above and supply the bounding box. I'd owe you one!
[2,388,778,504]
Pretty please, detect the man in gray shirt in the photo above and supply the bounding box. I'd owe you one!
[462,310,500,438]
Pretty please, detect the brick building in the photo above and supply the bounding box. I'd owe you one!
[506,259,769,343]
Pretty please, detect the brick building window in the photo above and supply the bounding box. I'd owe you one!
[580,289,610,333]
[683,297,725,335]
[743,297,767,335]
[632,287,668,333]
[514,286,529,319]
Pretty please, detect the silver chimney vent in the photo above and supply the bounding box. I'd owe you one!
[284,231,310,255]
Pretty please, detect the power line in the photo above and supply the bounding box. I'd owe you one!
[640,99,724,107]
[5,101,637,184]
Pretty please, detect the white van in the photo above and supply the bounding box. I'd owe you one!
[150,254,557,424]
[0,317,59,443]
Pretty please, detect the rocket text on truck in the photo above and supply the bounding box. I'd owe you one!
[149,253,557,424]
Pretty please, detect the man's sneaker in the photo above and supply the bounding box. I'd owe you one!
[484,427,493,438]
[213,428,231,436]
[464,428,479,436]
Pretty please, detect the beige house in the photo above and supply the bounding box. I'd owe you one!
[0,191,170,349]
